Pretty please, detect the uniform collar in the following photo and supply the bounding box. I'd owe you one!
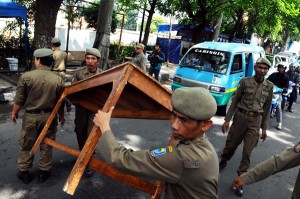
[250,76,268,86]
[36,66,51,71]
[83,66,100,75]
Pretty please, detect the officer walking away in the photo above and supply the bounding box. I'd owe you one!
[233,142,300,199]
[93,87,219,199]
[72,48,102,178]
[267,63,289,130]
[51,37,67,78]
[11,49,65,184]
[286,63,299,112]
[51,37,72,112]
[131,43,147,71]
[219,57,273,197]
[148,43,165,81]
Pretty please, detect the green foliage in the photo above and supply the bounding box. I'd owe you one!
[109,43,134,60]
[138,15,167,33]
[80,0,117,33]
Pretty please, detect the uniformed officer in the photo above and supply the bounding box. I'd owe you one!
[131,43,147,71]
[233,142,300,199]
[219,57,274,196]
[51,37,67,79]
[51,37,72,112]
[11,48,65,184]
[72,48,102,178]
[93,87,219,199]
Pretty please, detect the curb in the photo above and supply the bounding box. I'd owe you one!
[0,73,18,86]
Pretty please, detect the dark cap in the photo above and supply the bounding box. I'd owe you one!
[255,57,271,68]
[86,48,101,58]
[171,87,217,120]
[277,63,287,69]
[51,37,61,44]
[33,48,53,58]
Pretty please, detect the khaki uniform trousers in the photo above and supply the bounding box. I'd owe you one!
[221,111,262,175]
[17,112,57,171]
[74,105,95,151]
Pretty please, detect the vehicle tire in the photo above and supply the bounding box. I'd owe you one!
[217,96,233,116]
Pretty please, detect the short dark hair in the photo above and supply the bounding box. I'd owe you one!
[52,42,61,47]
[155,43,162,49]
[38,56,53,67]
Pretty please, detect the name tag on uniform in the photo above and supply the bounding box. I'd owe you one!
[150,146,173,157]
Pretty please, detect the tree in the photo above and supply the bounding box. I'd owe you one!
[33,0,63,49]
[93,0,114,70]
[138,15,167,33]
[81,0,117,32]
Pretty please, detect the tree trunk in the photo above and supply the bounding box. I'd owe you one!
[212,13,223,41]
[142,0,157,46]
[282,30,290,51]
[93,0,114,70]
[228,9,244,42]
[33,0,62,49]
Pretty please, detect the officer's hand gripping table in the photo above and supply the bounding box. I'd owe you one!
[30,62,173,198]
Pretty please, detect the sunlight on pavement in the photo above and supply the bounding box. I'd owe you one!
[267,129,295,146]
[0,186,27,199]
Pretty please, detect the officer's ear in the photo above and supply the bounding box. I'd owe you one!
[198,120,213,132]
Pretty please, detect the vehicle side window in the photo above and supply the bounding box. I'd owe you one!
[231,54,243,73]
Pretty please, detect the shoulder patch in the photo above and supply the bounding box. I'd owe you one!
[294,142,300,153]
[150,147,172,157]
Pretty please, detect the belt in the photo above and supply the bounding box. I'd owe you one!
[51,69,66,72]
[25,109,53,114]
[238,108,262,117]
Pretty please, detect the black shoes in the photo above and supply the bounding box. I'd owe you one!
[84,168,94,178]
[287,108,293,113]
[219,160,227,171]
[17,170,32,184]
[234,186,244,197]
[38,170,51,184]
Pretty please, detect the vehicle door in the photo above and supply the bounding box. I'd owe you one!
[227,53,244,90]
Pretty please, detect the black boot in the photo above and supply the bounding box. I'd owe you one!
[234,186,244,197]
[219,160,227,171]
[17,170,32,184]
[84,168,94,178]
[38,170,51,184]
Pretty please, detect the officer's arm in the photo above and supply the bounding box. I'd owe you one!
[240,147,300,185]
[94,107,182,183]
[224,79,244,122]
[97,131,183,183]
[140,55,147,71]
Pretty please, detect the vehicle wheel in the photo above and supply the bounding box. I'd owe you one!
[217,96,233,116]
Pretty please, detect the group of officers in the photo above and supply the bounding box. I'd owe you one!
[10,39,300,199]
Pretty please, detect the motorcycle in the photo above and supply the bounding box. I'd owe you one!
[270,85,283,118]
[281,81,296,111]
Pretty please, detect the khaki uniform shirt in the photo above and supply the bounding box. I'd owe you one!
[98,130,219,199]
[225,76,273,129]
[52,49,67,72]
[131,53,147,71]
[240,145,300,199]
[14,66,64,111]
[72,66,102,82]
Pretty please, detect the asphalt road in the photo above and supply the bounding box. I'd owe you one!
[0,79,299,199]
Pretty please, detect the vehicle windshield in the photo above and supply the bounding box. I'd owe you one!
[180,48,231,74]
